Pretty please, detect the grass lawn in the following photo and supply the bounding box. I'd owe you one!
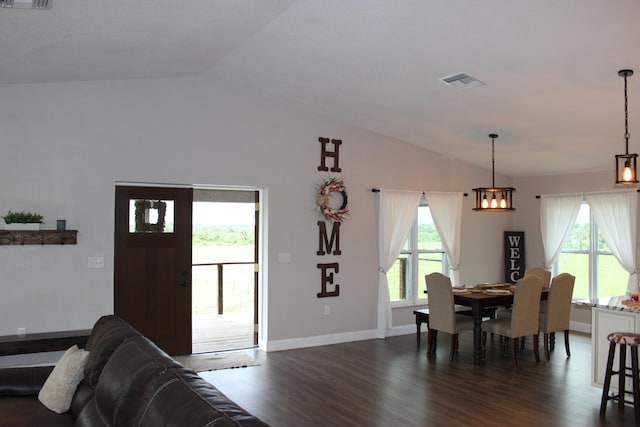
[559,253,629,299]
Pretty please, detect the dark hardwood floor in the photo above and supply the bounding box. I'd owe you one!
[200,332,635,427]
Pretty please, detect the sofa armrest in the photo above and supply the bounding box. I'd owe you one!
[0,366,54,396]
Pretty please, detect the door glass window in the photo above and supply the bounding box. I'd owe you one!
[129,199,175,233]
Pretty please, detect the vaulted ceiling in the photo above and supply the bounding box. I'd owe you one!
[2,0,639,177]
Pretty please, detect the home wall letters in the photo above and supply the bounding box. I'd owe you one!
[316,137,346,298]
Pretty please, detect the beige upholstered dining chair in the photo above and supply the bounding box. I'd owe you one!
[497,266,551,320]
[524,267,552,287]
[529,266,552,316]
[425,272,474,361]
[481,275,544,367]
[539,273,575,361]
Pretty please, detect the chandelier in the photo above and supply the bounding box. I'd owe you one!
[472,134,515,211]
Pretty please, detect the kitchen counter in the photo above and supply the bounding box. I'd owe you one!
[589,296,640,389]
[580,295,640,313]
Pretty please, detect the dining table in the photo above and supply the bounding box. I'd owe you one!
[452,286,549,364]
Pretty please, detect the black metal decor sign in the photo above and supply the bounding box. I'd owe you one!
[504,231,525,283]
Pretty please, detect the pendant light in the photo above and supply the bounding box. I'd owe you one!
[472,133,515,211]
[615,69,638,185]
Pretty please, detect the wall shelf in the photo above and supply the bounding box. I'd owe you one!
[0,230,78,245]
[0,329,91,355]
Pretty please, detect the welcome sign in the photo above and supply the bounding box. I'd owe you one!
[504,231,525,283]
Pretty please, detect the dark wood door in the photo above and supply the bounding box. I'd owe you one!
[114,186,193,355]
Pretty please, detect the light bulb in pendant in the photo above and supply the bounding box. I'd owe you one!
[481,195,489,209]
[624,161,634,182]
[490,194,498,209]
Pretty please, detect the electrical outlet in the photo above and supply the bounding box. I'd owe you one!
[277,253,291,263]
[88,256,105,268]
[17,327,26,337]
[324,305,330,315]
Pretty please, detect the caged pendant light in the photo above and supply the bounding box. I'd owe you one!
[615,69,638,185]
[472,133,515,211]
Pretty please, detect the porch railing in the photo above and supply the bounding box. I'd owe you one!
[192,261,254,314]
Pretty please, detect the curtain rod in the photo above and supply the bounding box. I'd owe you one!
[371,188,468,197]
[535,189,640,198]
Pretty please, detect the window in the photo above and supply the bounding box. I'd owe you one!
[129,199,174,233]
[387,204,447,304]
[557,202,627,299]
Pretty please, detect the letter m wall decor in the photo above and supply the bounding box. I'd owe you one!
[504,231,525,283]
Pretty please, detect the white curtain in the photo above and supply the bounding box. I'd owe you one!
[376,190,422,338]
[540,194,582,273]
[424,192,464,285]
[585,191,639,294]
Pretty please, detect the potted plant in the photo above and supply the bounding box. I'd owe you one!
[2,210,44,231]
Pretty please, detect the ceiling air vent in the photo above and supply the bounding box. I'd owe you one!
[439,72,485,89]
[0,0,52,8]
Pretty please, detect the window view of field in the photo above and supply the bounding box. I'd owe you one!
[388,206,444,302]
[558,203,629,298]
[559,253,627,299]
[389,202,629,302]
[192,201,255,352]
[192,227,255,315]
[559,203,628,299]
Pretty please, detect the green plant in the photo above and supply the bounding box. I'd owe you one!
[2,210,44,224]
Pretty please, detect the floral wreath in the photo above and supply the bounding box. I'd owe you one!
[317,177,349,222]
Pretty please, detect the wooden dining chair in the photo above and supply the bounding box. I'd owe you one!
[539,273,575,361]
[425,272,474,361]
[481,275,544,367]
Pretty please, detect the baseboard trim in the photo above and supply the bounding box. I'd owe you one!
[386,324,416,337]
[570,320,590,335]
[264,321,591,352]
[265,329,378,352]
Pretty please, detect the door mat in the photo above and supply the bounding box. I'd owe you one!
[175,351,260,372]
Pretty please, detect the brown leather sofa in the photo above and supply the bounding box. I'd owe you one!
[0,315,269,426]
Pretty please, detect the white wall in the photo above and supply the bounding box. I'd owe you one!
[0,74,517,348]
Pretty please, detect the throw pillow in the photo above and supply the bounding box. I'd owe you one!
[38,344,90,413]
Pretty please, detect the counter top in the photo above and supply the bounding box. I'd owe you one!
[577,296,640,313]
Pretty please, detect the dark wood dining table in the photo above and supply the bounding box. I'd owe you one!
[453,288,549,364]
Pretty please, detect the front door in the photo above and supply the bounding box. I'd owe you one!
[114,185,193,355]
[191,188,260,352]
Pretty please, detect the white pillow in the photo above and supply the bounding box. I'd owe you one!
[38,344,90,414]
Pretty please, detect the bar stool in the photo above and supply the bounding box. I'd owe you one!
[599,331,640,425]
